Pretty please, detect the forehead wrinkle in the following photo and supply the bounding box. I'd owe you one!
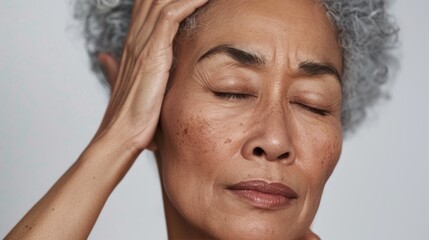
[185,0,342,83]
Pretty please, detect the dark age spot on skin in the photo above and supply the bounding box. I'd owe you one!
[224,138,232,144]
[52,208,55,211]
[180,116,219,154]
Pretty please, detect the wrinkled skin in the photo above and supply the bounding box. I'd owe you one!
[156,0,343,239]
[6,0,342,239]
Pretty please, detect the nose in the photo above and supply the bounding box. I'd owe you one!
[241,105,295,164]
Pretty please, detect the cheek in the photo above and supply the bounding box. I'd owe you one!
[159,108,217,177]
[292,122,342,228]
[159,84,246,170]
[321,130,342,180]
[157,94,216,219]
[158,90,235,192]
[158,91,246,228]
[172,112,217,156]
[298,123,342,191]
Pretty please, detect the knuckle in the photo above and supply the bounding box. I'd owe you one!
[159,6,177,21]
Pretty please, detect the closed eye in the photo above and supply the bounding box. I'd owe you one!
[294,102,330,116]
[213,92,253,100]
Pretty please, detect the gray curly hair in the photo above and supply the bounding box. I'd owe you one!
[74,0,399,134]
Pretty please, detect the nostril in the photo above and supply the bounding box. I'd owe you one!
[277,152,290,160]
[253,147,264,156]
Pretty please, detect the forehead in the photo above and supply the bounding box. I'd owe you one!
[186,0,342,71]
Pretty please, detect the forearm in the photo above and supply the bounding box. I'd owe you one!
[6,0,208,238]
[5,134,140,240]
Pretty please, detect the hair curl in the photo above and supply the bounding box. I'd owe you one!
[73,0,399,135]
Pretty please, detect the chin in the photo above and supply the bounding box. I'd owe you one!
[193,210,311,240]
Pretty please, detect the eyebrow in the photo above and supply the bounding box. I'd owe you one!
[197,44,265,66]
[197,44,341,83]
[298,61,342,84]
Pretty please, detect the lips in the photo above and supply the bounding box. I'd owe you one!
[226,180,298,209]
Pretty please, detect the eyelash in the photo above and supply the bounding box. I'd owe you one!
[213,92,329,116]
[294,102,330,116]
[213,92,252,100]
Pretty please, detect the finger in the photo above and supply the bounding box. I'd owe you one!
[131,0,153,23]
[115,0,209,122]
[111,0,209,113]
[146,0,209,52]
[133,0,176,44]
[126,0,176,56]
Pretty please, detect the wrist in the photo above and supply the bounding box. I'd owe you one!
[79,128,143,186]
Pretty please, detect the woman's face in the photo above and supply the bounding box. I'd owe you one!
[156,0,343,238]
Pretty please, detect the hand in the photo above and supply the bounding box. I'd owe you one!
[94,0,209,153]
[5,1,209,239]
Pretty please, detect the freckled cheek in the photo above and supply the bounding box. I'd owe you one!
[323,135,343,179]
[179,116,217,155]
[301,130,342,191]
[162,106,233,171]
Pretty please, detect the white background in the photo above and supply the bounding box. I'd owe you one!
[1,1,428,239]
